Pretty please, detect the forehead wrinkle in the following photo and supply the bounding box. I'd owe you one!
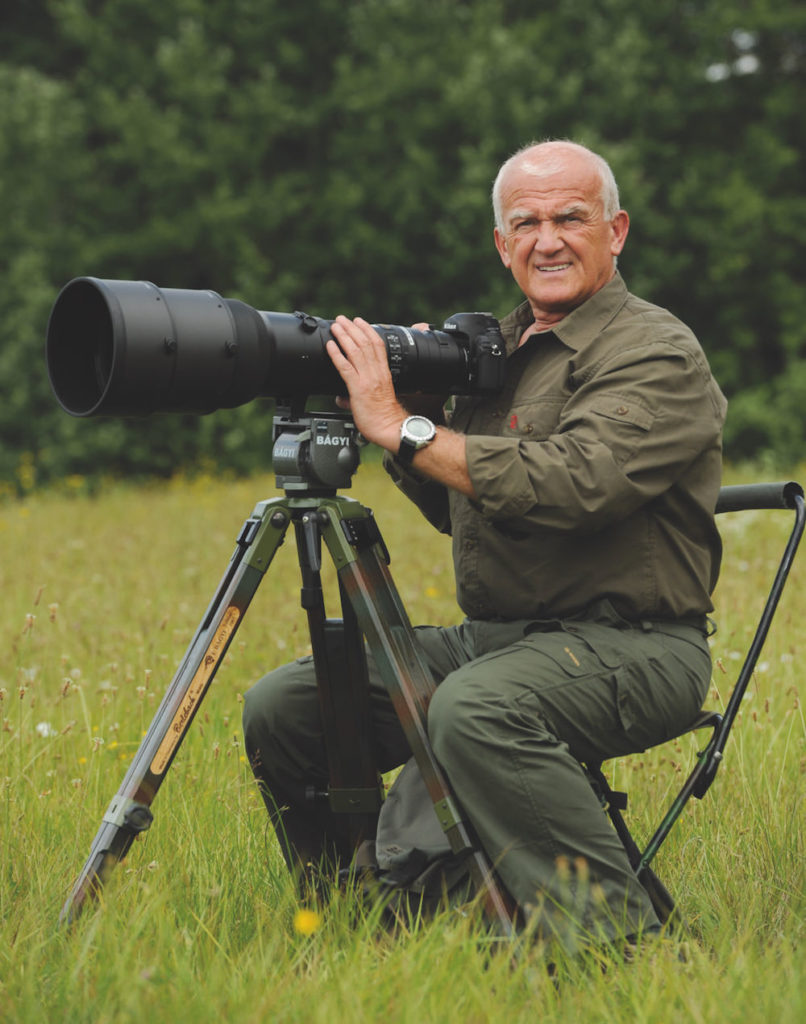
[499,156,604,215]
[501,173,594,206]
[503,197,595,228]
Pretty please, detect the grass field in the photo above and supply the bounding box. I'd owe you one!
[1,462,803,1022]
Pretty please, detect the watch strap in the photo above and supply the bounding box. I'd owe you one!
[396,436,419,467]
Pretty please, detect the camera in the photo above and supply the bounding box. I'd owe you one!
[46,278,506,417]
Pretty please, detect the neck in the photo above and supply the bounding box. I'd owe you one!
[519,311,565,345]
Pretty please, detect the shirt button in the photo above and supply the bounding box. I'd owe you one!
[523,423,534,434]
[616,405,629,415]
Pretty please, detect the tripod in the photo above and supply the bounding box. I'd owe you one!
[59,410,514,934]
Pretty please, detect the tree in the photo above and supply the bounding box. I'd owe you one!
[1,0,803,490]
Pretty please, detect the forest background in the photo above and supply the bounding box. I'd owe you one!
[1,0,804,493]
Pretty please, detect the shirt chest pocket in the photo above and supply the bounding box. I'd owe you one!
[503,397,566,440]
[590,397,653,432]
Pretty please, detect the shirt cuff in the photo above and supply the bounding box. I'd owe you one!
[464,436,538,518]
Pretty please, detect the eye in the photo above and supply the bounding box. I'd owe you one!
[558,210,588,227]
[510,218,539,236]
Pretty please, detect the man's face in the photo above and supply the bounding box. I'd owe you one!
[493,150,629,325]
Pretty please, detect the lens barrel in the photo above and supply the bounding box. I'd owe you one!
[46,278,275,416]
[46,277,500,417]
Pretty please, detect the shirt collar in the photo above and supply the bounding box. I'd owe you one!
[499,273,630,355]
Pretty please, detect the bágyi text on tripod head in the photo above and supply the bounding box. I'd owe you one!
[46,277,507,417]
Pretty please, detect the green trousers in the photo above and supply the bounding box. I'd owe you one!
[242,601,711,942]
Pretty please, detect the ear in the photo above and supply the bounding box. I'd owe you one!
[494,227,512,268]
[609,210,630,256]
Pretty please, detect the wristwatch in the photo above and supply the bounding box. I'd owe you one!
[397,415,437,466]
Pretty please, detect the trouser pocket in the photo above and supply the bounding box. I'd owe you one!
[611,627,712,751]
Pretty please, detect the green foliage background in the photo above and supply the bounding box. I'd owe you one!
[1,0,804,492]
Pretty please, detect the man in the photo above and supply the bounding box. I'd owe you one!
[243,140,727,945]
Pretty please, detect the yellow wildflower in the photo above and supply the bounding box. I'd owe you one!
[293,908,322,936]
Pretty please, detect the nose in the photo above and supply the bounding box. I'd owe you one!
[531,220,563,254]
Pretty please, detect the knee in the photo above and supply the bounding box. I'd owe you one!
[242,671,281,743]
[241,658,326,798]
[427,670,491,768]
[427,664,556,773]
[241,658,315,749]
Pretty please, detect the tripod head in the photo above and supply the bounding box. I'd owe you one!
[272,407,362,494]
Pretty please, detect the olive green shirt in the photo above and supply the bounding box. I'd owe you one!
[386,274,727,622]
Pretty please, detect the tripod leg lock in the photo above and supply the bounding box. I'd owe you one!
[102,796,154,834]
[340,512,390,564]
[433,795,466,832]
[305,784,384,815]
[328,786,385,815]
[237,516,263,548]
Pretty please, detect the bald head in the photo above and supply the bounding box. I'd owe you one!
[492,141,621,231]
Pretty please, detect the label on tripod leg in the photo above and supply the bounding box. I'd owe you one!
[150,605,241,776]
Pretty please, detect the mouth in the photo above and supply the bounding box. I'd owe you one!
[537,262,572,273]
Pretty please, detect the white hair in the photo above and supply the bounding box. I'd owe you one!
[491,140,621,231]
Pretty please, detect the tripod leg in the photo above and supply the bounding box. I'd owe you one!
[292,511,383,852]
[318,497,515,935]
[59,496,295,925]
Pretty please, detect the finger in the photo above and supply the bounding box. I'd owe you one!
[330,317,366,356]
[337,316,384,352]
[332,317,389,373]
[326,337,354,376]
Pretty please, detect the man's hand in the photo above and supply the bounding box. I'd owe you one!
[326,316,476,497]
[327,316,407,451]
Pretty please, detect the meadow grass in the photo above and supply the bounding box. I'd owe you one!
[1,462,803,1022]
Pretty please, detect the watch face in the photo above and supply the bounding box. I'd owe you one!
[407,416,434,439]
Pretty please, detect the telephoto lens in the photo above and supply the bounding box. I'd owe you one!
[46,277,506,416]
